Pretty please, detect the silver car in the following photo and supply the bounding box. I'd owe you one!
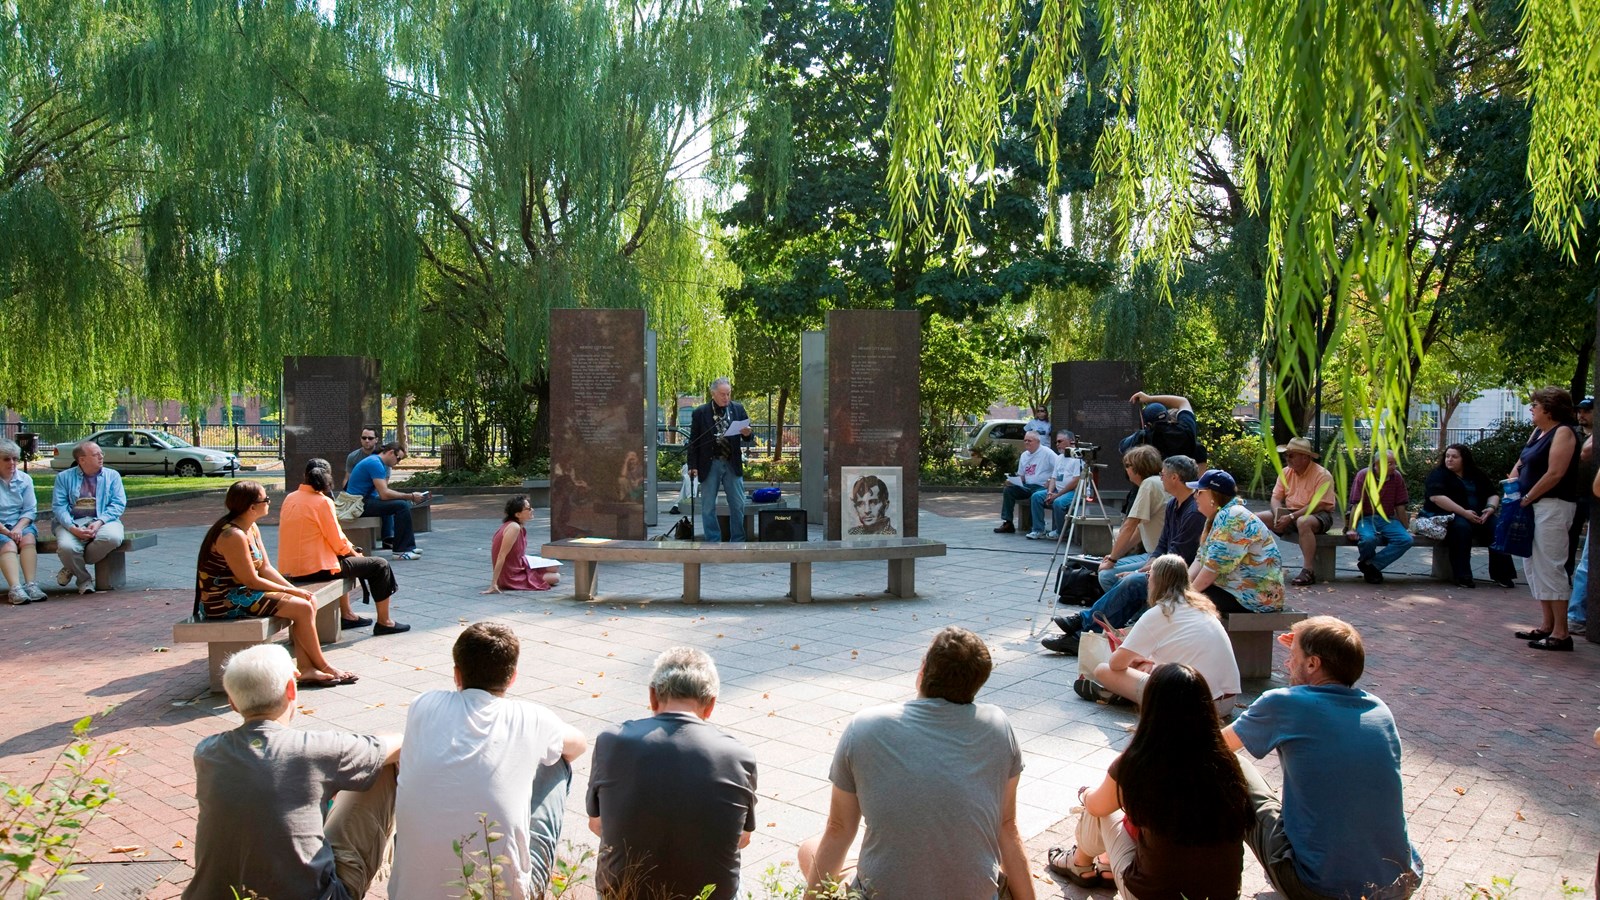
[51,429,242,477]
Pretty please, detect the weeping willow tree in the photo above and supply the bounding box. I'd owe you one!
[887,0,1600,462]
[4,0,754,461]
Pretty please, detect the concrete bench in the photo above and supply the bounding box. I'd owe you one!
[1304,531,1447,582]
[1223,609,1309,679]
[345,503,433,552]
[172,577,353,691]
[522,479,551,508]
[541,537,948,603]
[35,531,158,592]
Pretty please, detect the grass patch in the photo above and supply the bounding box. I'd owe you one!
[29,473,281,500]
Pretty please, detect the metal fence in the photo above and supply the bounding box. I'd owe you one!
[0,422,489,460]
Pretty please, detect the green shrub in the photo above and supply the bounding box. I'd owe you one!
[1464,418,1530,486]
[404,463,545,488]
[1207,434,1274,492]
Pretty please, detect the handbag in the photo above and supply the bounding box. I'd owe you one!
[1491,497,1534,557]
[1409,513,1453,541]
[333,491,365,521]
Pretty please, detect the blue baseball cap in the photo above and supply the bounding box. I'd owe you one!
[1187,469,1237,496]
[1142,402,1167,423]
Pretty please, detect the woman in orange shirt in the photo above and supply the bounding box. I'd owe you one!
[278,459,409,635]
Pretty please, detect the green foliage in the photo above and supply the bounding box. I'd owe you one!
[451,816,510,899]
[919,315,1002,458]
[1461,419,1531,487]
[547,842,594,899]
[1,716,122,900]
[1207,434,1273,493]
[403,465,547,488]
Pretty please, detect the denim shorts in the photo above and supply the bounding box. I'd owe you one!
[0,523,38,548]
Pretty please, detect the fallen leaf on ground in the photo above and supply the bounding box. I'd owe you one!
[110,845,140,854]
[1453,786,1466,795]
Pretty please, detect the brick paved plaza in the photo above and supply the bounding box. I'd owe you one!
[1,490,1595,898]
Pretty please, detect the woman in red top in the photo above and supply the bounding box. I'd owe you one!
[1048,663,1251,898]
[485,496,561,593]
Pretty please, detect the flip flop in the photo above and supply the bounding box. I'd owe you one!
[298,671,359,687]
[1046,845,1113,888]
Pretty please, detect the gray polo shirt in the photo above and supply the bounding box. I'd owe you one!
[587,711,757,899]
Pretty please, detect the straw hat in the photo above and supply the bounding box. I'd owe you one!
[1277,436,1320,459]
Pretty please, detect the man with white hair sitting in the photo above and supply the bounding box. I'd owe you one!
[587,647,759,900]
[185,644,400,900]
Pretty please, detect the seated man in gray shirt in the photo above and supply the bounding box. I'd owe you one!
[587,647,758,900]
[800,626,1036,900]
[185,644,399,900]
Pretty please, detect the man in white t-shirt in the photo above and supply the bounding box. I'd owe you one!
[995,432,1057,534]
[1026,431,1085,540]
[389,623,587,900]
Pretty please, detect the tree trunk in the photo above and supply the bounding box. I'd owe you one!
[772,386,789,460]
[1571,334,1594,402]
[396,394,410,451]
[1438,395,1461,450]
[530,374,552,460]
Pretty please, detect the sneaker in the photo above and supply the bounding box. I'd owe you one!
[394,550,421,561]
[993,521,1016,534]
[6,586,29,606]
[1357,560,1384,585]
[23,583,46,602]
[373,622,412,636]
[409,548,423,557]
[1044,530,1061,540]
[55,568,71,587]
[669,505,680,515]
[78,582,95,595]
[1024,531,1046,540]
[1570,619,1587,636]
[1052,615,1084,636]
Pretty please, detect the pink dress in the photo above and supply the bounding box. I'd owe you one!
[491,522,554,591]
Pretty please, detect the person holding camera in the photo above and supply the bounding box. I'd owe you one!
[1119,391,1205,463]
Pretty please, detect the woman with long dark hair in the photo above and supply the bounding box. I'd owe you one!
[1422,443,1515,588]
[1509,386,1583,650]
[194,481,356,685]
[278,459,409,635]
[1048,663,1251,897]
[485,496,562,593]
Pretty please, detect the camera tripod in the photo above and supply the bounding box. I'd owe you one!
[1029,458,1118,636]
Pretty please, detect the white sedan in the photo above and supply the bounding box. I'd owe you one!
[51,429,242,477]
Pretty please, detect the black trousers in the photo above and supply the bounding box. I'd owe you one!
[287,554,397,604]
[1443,515,1517,584]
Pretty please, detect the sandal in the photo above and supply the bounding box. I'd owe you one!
[1291,569,1316,586]
[1073,676,1105,703]
[1046,845,1112,888]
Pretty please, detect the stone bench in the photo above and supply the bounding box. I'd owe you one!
[1223,609,1309,679]
[172,577,353,691]
[522,479,551,508]
[35,531,159,592]
[541,537,948,603]
[1303,531,1447,583]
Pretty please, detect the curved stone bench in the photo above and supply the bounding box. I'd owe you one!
[36,531,158,592]
[172,577,352,691]
[541,537,948,603]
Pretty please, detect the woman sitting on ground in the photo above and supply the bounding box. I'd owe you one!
[278,459,409,636]
[1048,663,1252,898]
[1190,468,1284,613]
[485,496,562,593]
[1090,554,1241,718]
[194,481,356,686]
[1422,443,1515,589]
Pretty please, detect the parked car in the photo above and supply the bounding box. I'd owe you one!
[51,429,242,476]
[956,419,1030,466]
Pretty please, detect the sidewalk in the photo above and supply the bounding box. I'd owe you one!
[0,491,1594,898]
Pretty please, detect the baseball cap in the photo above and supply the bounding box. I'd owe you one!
[1581,397,1594,411]
[1142,402,1168,424]
[1187,469,1237,497]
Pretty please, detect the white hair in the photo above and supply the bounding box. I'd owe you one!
[0,439,18,460]
[222,644,297,717]
[650,647,720,702]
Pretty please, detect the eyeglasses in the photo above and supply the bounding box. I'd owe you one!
[253,497,270,506]
[361,435,377,441]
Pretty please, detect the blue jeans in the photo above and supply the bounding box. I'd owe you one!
[1003,482,1047,523]
[1569,532,1588,626]
[1098,553,1150,592]
[1355,515,1413,571]
[700,459,746,542]
[1074,572,1150,633]
[1030,490,1075,534]
[362,497,416,553]
[527,758,572,894]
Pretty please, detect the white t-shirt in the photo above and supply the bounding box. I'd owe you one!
[1120,602,1241,698]
[1016,447,1058,485]
[1126,476,1169,552]
[390,689,569,900]
[1049,453,1084,487]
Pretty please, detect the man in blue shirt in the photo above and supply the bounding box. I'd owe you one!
[346,442,426,560]
[1224,616,1424,900]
